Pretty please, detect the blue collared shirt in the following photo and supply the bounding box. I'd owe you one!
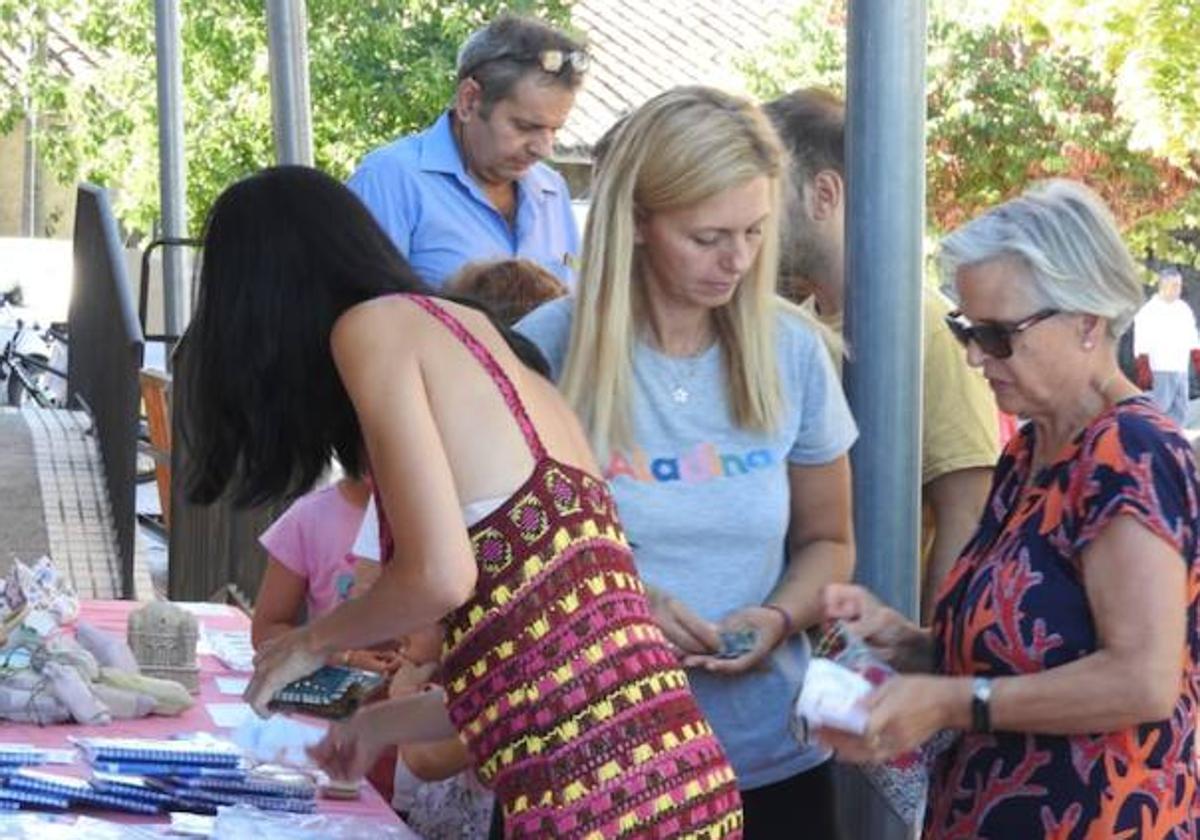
[347,112,580,290]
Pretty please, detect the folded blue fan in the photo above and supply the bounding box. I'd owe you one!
[166,772,316,799]
[167,785,317,813]
[0,785,70,810]
[0,746,60,766]
[88,760,246,778]
[6,769,160,815]
[171,798,219,815]
[75,737,243,767]
[89,772,179,806]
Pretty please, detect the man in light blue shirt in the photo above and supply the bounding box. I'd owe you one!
[349,15,585,289]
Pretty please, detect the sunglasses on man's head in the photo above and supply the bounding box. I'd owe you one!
[533,48,589,74]
[464,48,590,79]
[944,308,1061,359]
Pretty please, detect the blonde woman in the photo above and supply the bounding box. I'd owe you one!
[518,86,857,837]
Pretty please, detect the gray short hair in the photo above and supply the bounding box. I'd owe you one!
[938,179,1144,339]
[456,15,585,113]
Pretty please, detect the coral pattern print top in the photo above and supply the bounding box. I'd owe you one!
[927,396,1200,840]
[379,295,743,840]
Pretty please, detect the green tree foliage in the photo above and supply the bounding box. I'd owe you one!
[1007,0,1200,266]
[925,24,1189,238]
[743,0,1198,266]
[0,0,570,238]
[1008,0,1200,164]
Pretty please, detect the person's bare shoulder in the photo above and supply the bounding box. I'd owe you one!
[330,295,431,362]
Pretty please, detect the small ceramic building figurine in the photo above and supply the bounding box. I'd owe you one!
[127,601,200,693]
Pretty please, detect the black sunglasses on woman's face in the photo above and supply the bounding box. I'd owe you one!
[944,308,1061,360]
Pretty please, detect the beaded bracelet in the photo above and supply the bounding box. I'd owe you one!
[762,603,794,640]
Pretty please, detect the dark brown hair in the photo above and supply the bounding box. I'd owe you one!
[446,259,568,326]
[763,87,845,181]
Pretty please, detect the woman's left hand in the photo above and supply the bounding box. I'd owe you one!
[244,625,327,716]
[307,708,386,782]
[819,675,967,764]
[683,605,787,675]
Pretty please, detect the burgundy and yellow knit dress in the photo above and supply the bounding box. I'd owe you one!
[380,295,743,839]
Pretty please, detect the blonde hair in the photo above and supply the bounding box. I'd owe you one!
[562,86,792,452]
[939,179,1144,340]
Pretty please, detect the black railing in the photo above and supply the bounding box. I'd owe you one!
[69,185,145,598]
[137,236,202,349]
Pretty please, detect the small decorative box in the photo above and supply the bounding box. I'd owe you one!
[127,602,200,694]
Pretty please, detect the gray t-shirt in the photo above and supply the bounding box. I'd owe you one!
[517,297,858,789]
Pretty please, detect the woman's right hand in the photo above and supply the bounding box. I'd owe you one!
[821,583,930,671]
[245,625,328,717]
[645,587,720,660]
[307,708,386,782]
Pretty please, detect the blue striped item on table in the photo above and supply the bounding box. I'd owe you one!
[165,772,316,799]
[73,737,243,767]
[0,785,70,810]
[87,760,246,778]
[89,772,179,807]
[6,769,161,815]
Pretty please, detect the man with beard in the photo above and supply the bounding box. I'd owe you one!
[765,88,1000,619]
[349,15,586,289]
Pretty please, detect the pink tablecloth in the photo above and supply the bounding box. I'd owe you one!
[5,599,407,830]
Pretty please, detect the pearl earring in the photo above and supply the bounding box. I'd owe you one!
[1083,340,1095,350]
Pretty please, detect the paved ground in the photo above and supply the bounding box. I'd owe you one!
[0,407,51,563]
[0,406,153,599]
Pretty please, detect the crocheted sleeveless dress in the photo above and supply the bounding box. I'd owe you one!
[379,295,743,839]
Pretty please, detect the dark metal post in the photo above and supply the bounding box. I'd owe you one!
[265,0,314,165]
[70,185,146,599]
[841,0,927,836]
[154,0,190,337]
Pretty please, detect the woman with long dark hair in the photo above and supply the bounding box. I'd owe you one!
[184,166,743,839]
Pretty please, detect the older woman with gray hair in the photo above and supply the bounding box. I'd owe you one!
[820,179,1200,838]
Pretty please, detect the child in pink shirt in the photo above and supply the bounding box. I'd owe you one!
[252,477,371,648]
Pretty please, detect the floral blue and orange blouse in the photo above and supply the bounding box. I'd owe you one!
[928,396,1200,839]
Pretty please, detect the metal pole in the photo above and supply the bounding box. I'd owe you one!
[21,28,46,238]
[841,0,927,836]
[265,0,314,165]
[154,0,189,337]
[21,111,36,238]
